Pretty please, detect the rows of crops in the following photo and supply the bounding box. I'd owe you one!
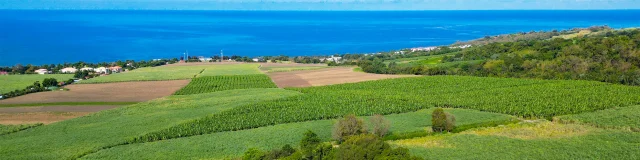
[130,76,640,143]
[0,123,43,135]
[173,74,277,95]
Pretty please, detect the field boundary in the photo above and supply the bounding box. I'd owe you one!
[0,102,138,108]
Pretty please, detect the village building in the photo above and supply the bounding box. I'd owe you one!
[80,67,94,72]
[0,71,8,75]
[34,69,49,74]
[95,67,109,74]
[60,67,78,73]
[109,66,123,73]
[322,56,342,63]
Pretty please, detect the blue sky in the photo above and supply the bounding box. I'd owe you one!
[1,0,640,10]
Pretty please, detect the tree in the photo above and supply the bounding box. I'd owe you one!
[42,78,58,87]
[330,134,423,160]
[370,114,390,137]
[332,114,367,142]
[432,108,456,133]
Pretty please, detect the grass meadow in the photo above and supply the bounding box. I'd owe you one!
[392,121,640,159]
[0,74,73,93]
[556,105,640,131]
[260,66,329,73]
[78,64,261,83]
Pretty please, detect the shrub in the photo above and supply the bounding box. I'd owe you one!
[445,112,456,132]
[300,130,321,158]
[331,134,423,160]
[42,78,58,87]
[264,144,296,159]
[242,148,265,160]
[332,114,367,142]
[370,114,390,137]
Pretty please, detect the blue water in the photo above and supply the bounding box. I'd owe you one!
[1,10,640,66]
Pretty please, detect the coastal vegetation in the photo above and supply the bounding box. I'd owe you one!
[357,28,640,86]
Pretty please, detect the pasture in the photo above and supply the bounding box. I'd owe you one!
[0,74,73,93]
[556,105,640,131]
[78,64,261,84]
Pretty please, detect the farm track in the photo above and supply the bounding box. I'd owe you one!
[0,105,120,113]
[0,112,94,125]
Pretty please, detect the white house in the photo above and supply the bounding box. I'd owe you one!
[80,67,94,72]
[109,66,123,73]
[60,67,78,73]
[34,69,49,74]
[95,67,108,74]
[322,56,342,63]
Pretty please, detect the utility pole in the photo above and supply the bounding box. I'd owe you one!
[183,52,186,63]
[220,50,224,62]
[186,50,189,63]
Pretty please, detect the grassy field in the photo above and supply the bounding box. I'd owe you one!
[133,76,640,143]
[173,74,277,95]
[0,89,301,159]
[0,74,73,93]
[78,64,261,83]
[83,108,515,159]
[0,123,43,135]
[556,105,640,131]
[392,121,640,159]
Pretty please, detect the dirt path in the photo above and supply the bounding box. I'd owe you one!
[0,80,189,104]
[268,67,415,88]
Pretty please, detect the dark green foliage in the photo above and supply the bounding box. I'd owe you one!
[264,145,296,160]
[42,78,58,87]
[332,115,367,142]
[432,108,447,132]
[74,70,90,79]
[300,130,321,158]
[174,74,277,95]
[243,148,266,160]
[359,28,640,86]
[445,113,456,132]
[330,134,423,160]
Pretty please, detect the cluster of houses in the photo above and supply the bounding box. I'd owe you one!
[320,56,342,63]
[32,66,123,75]
[409,44,472,52]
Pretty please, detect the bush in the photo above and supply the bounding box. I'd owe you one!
[370,114,390,137]
[330,134,423,160]
[445,112,456,132]
[42,78,58,87]
[243,148,265,160]
[300,130,321,158]
[432,108,456,132]
[332,114,367,142]
[265,144,296,159]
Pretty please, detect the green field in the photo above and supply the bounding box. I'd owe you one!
[83,108,515,159]
[173,74,277,95]
[0,74,73,93]
[556,105,640,131]
[78,64,261,84]
[393,121,640,159]
[0,123,43,135]
[132,76,640,143]
[0,89,301,159]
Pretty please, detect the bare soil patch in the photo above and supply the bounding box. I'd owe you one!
[268,67,415,88]
[0,112,92,125]
[0,80,189,104]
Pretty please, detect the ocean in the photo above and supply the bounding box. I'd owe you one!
[1,10,640,66]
